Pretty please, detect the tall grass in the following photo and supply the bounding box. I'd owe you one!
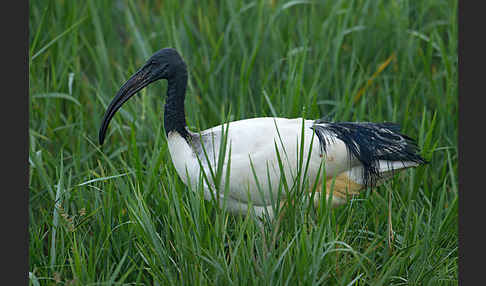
[29,0,457,285]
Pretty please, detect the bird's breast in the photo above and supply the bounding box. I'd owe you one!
[166,131,201,187]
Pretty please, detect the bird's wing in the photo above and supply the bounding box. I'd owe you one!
[191,117,318,171]
[185,118,323,204]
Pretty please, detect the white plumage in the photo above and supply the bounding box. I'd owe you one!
[166,117,423,219]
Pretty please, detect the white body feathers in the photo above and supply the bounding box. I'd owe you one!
[166,117,422,219]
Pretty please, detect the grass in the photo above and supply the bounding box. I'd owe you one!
[29,0,457,285]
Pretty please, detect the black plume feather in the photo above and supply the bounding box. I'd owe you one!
[311,121,427,188]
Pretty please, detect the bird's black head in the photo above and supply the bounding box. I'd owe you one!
[144,48,187,81]
[98,48,187,145]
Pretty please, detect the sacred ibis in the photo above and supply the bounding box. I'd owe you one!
[99,48,426,220]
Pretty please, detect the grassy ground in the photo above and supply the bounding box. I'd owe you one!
[29,0,457,285]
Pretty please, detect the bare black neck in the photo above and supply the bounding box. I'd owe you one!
[164,67,189,140]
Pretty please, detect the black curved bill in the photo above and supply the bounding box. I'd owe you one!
[98,65,153,145]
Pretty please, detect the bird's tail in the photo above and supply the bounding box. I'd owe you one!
[311,120,427,188]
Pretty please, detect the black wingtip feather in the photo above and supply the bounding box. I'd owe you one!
[311,120,427,188]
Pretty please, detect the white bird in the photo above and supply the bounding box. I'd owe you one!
[99,48,426,220]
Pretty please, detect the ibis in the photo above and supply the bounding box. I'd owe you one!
[99,48,426,220]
